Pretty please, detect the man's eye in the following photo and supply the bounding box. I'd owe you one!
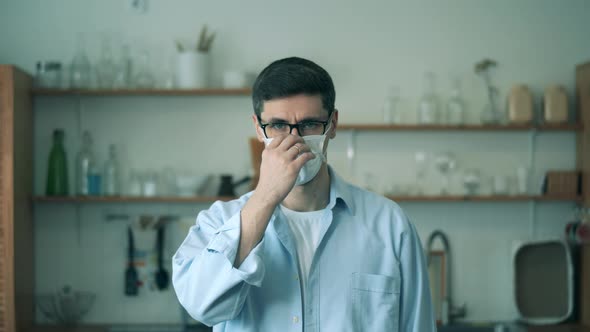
[269,123,287,130]
[301,122,320,130]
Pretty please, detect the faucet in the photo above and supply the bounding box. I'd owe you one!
[426,230,467,325]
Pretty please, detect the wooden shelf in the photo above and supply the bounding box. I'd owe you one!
[32,194,581,204]
[338,123,581,131]
[31,87,252,96]
[32,195,235,203]
[388,194,581,202]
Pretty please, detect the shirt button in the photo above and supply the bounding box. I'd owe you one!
[295,275,299,281]
[292,316,300,324]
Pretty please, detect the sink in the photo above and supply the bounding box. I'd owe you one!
[438,322,528,332]
[437,323,495,332]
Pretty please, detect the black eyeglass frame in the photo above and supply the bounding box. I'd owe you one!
[257,114,333,139]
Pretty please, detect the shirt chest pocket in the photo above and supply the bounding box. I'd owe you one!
[350,272,401,332]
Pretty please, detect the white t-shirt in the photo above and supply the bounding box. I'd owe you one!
[280,205,325,310]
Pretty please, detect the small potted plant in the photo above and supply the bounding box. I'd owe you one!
[176,25,215,89]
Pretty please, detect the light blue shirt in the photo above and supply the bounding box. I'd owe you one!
[172,168,436,332]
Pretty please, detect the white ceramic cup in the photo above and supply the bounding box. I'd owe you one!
[176,51,209,88]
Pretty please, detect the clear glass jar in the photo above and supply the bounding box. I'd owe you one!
[35,61,62,88]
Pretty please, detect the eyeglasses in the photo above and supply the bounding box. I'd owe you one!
[258,116,331,138]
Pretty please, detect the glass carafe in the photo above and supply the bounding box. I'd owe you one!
[418,72,439,124]
[46,129,69,196]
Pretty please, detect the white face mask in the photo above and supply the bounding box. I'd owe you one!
[262,122,331,186]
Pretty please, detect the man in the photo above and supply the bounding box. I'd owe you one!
[172,57,435,331]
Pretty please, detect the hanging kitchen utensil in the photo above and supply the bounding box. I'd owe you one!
[125,226,139,296]
[155,224,169,290]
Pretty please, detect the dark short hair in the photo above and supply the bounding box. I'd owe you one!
[252,57,336,117]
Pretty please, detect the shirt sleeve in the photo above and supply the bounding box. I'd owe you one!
[172,200,268,327]
[399,221,437,331]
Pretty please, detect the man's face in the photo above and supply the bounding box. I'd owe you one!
[253,94,337,145]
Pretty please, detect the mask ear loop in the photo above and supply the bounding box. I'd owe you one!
[318,111,335,160]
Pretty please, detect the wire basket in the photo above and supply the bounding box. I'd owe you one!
[36,286,96,325]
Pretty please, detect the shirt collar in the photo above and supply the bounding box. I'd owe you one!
[327,165,355,216]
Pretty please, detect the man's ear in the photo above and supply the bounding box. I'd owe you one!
[329,110,339,139]
[252,115,264,142]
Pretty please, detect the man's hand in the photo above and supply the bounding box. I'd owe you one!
[254,134,315,207]
[233,134,314,268]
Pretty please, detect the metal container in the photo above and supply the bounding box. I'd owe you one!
[513,239,576,325]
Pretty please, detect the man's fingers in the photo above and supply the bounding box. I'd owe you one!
[265,134,287,149]
[286,143,311,159]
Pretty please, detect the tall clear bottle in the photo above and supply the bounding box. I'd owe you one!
[96,34,118,89]
[382,85,401,124]
[446,78,466,125]
[76,131,95,195]
[103,144,120,196]
[46,129,69,196]
[70,33,92,88]
[418,72,439,124]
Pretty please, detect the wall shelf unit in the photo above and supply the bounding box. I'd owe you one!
[1,61,588,330]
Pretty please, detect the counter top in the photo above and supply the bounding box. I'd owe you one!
[24,325,211,332]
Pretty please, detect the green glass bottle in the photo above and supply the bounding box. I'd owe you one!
[46,129,69,196]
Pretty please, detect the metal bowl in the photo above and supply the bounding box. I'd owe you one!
[36,286,95,324]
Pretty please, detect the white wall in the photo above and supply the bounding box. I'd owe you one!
[1,0,588,325]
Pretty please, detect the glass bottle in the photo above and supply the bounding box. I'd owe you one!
[46,129,69,196]
[88,164,102,196]
[96,34,118,89]
[382,85,401,124]
[446,78,466,125]
[418,72,439,124]
[76,131,95,195]
[103,144,120,196]
[70,33,92,89]
[114,44,133,89]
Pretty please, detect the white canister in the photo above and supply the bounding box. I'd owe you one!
[176,51,209,89]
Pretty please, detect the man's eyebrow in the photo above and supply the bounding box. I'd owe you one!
[265,116,326,123]
[266,117,289,123]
